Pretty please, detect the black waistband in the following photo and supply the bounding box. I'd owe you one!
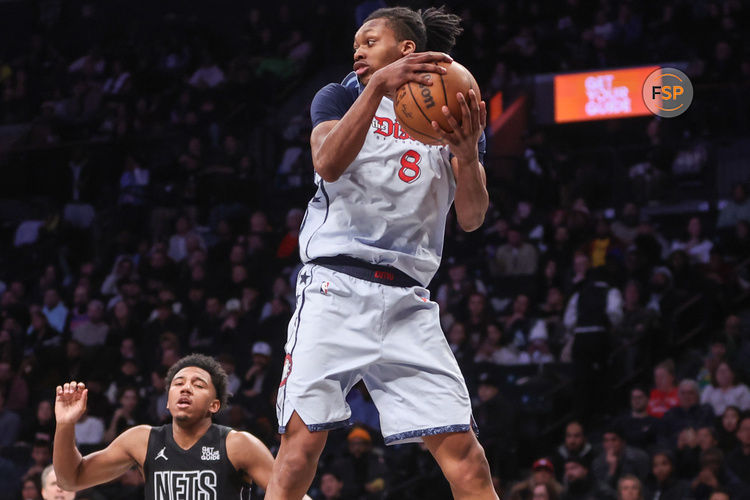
[311,256,421,288]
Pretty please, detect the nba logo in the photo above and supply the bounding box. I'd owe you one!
[320,281,331,295]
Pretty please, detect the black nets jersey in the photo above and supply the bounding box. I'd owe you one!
[143,423,249,500]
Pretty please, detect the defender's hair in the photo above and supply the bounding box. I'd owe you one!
[364,5,463,53]
[165,353,229,409]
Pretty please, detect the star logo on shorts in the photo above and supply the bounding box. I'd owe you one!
[299,272,310,285]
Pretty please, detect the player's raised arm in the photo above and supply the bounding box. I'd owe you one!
[53,381,148,491]
[226,430,313,500]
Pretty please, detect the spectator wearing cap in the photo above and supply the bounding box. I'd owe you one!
[239,341,275,415]
[561,454,616,500]
[614,386,659,450]
[508,458,563,500]
[474,372,519,483]
[592,425,649,489]
[331,427,388,500]
[518,320,555,365]
[551,421,594,482]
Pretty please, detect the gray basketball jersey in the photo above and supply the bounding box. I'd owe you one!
[300,96,455,287]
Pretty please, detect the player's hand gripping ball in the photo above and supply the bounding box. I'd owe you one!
[394,60,481,145]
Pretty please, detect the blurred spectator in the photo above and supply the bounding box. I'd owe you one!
[492,225,538,277]
[74,408,105,447]
[564,268,623,414]
[661,379,715,447]
[616,475,643,500]
[690,447,745,500]
[552,421,594,482]
[724,415,750,486]
[717,183,750,229]
[508,458,562,500]
[474,372,518,482]
[700,361,750,415]
[331,427,388,500]
[561,455,616,500]
[0,384,21,446]
[717,406,741,453]
[532,481,561,500]
[592,426,649,489]
[41,289,68,333]
[20,399,55,444]
[0,360,29,411]
[71,299,109,349]
[614,386,659,450]
[20,476,41,500]
[670,217,713,265]
[647,360,679,418]
[40,465,74,500]
[643,450,690,500]
[103,386,140,443]
[317,470,349,500]
[239,341,275,414]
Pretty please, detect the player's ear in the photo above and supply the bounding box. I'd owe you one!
[400,40,416,56]
[208,398,220,415]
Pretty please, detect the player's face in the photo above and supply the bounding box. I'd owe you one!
[167,366,220,422]
[352,18,411,86]
[41,470,75,500]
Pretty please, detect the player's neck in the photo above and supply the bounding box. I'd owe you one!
[171,417,212,450]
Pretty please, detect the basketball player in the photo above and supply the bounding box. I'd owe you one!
[267,6,497,500]
[53,354,312,499]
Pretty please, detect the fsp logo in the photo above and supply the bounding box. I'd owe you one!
[642,67,693,118]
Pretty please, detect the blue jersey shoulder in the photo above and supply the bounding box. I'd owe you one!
[310,72,362,128]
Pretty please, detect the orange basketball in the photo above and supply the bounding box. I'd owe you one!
[393,60,481,146]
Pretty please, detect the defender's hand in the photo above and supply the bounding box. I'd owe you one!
[55,381,88,425]
[370,52,452,96]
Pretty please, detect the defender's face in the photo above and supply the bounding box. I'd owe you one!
[167,366,219,422]
[352,18,409,86]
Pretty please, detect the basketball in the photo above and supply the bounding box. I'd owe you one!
[393,60,481,145]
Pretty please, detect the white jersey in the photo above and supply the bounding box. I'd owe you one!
[300,96,455,287]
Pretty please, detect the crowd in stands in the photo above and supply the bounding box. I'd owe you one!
[0,0,749,499]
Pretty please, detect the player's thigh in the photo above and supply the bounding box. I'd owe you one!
[364,286,473,443]
[278,264,382,428]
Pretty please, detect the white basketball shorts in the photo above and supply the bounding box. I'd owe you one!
[276,260,474,445]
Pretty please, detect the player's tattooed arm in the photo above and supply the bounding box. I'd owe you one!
[53,381,149,491]
[226,430,313,500]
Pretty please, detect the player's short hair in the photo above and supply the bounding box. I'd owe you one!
[364,5,463,53]
[165,353,229,410]
[40,464,55,489]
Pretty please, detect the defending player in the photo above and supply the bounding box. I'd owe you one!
[267,6,497,500]
[53,353,312,499]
